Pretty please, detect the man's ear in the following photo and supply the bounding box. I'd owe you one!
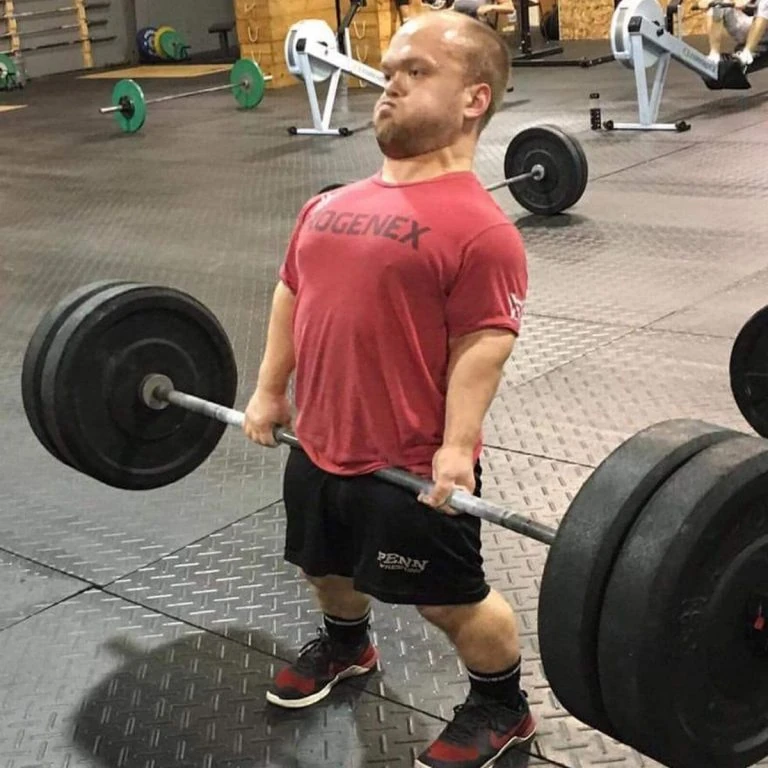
[464,82,492,121]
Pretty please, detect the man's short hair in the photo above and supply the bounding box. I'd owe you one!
[451,12,511,131]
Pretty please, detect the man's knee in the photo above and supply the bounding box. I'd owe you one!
[303,571,355,594]
[417,601,480,632]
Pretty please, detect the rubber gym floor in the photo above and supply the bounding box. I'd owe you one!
[1,38,768,768]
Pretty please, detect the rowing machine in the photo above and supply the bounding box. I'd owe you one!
[284,19,386,136]
[606,0,752,132]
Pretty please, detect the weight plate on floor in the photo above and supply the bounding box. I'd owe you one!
[136,26,158,60]
[111,79,147,134]
[38,283,238,490]
[730,304,768,438]
[598,435,768,768]
[160,29,188,61]
[503,124,587,215]
[538,419,739,736]
[317,182,347,194]
[231,58,265,109]
[153,25,175,58]
[22,281,135,469]
[0,52,17,88]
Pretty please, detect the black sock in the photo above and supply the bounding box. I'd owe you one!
[467,660,522,704]
[324,611,370,647]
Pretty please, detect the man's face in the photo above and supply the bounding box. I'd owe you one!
[373,20,475,159]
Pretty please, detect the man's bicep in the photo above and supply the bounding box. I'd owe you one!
[445,223,528,339]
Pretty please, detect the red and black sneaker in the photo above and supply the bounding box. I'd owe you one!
[415,691,536,768]
[266,629,379,709]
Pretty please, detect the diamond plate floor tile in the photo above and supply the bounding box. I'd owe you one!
[0,589,557,768]
[651,267,768,338]
[0,550,87,631]
[498,314,631,395]
[0,364,286,584]
[484,328,750,466]
[106,447,676,767]
[520,222,766,326]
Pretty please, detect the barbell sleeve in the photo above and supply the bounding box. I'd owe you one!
[484,163,546,193]
[157,385,558,546]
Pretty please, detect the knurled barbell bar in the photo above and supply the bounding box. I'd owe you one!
[99,59,271,134]
[319,124,590,216]
[20,280,768,768]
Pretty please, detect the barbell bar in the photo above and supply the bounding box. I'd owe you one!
[319,124,588,216]
[141,374,558,545]
[22,281,768,768]
[99,58,271,134]
[483,163,545,192]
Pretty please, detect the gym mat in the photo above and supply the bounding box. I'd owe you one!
[80,64,232,80]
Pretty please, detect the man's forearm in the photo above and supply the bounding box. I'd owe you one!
[443,330,515,450]
[255,281,297,395]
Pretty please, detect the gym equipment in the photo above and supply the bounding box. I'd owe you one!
[318,124,589,216]
[607,0,767,132]
[730,303,768,438]
[0,52,20,89]
[22,281,768,768]
[136,26,159,61]
[284,18,386,136]
[99,59,271,134]
[154,26,190,61]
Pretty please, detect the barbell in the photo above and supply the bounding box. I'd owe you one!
[99,59,271,134]
[319,124,590,216]
[20,280,768,768]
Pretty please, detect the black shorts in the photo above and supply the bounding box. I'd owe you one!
[282,448,491,606]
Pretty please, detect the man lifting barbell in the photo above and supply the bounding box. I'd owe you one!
[244,10,532,768]
[694,0,768,68]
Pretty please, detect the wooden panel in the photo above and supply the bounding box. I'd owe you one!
[558,0,707,40]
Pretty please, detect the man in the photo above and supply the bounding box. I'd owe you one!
[452,0,518,27]
[694,0,768,69]
[243,11,532,768]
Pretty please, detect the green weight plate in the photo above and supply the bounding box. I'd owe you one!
[538,419,739,737]
[111,79,147,134]
[0,52,17,89]
[39,283,238,491]
[153,25,175,58]
[230,58,265,109]
[21,280,135,469]
[160,29,187,61]
[598,435,768,768]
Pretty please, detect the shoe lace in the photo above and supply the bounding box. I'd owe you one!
[443,691,528,743]
[293,628,336,673]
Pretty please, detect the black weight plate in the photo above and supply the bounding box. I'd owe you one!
[317,182,347,194]
[561,129,589,206]
[40,283,238,490]
[599,435,768,768]
[504,124,585,215]
[21,280,134,468]
[538,419,739,736]
[730,304,768,437]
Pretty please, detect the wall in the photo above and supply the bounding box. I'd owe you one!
[235,0,396,90]
[135,0,235,55]
[558,0,706,41]
[2,0,132,81]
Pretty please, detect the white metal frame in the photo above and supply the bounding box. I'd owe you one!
[290,28,387,136]
[610,14,721,131]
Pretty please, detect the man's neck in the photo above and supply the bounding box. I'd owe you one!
[380,144,475,184]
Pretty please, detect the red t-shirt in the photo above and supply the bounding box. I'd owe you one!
[279,171,528,478]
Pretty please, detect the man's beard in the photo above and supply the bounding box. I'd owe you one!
[374,114,457,159]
